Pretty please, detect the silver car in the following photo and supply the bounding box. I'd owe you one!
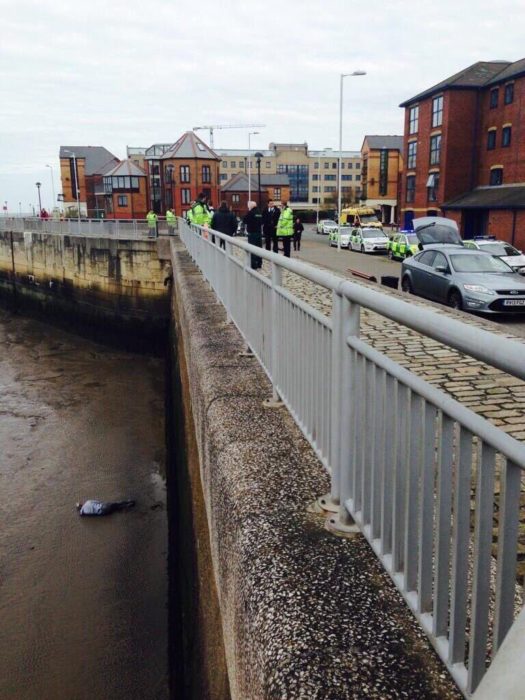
[401,246,525,313]
[463,238,525,274]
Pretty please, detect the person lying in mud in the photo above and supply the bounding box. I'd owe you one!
[76,499,135,516]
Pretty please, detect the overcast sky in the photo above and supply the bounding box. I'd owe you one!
[1,0,524,212]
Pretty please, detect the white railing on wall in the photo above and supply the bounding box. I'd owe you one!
[0,216,175,239]
[178,218,525,698]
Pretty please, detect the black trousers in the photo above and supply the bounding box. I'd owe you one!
[293,233,302,250]
[264,230,279,253]
[280,237,291,257]
[247,231,263,269]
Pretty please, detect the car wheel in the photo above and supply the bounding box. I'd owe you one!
[387,249,394,260]
[448,290,463,310]
[401,276,412,293]
[360,244,365,253]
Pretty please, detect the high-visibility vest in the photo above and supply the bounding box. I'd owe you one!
[190,202,212,226]
[166,210,176,225]
[147,211,158,228]
[276,207,294,237]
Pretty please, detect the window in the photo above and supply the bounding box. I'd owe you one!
[490,88,499,108]
[232,194,240,203]
[117,195,128,207]
[324,174,336,181]
[407,141,417,169]
[432,96,443,127]
[332,162,337,169]
[348,162,354,169]
[502,126,512,147]
[355,175,361,181]
[131,177,139,189]
[180,165,190,183]
[312,197,319,203]
[355,163,361,169]
[313,186,319,193]
[342,175,353,181]
[181,188,191,204]
[487,130,497,150]
[312,174,319,181]
[406,175,416,203]
[230,162,236,168]
[432,252,448,271]
[239,161,244,168]
[324,186,336,193]
[427,173,440,202]
[324,162,329,169]
[490,168,503,186]
[202,165,211,183]
[417,250,436,266]
[266,161,271,168]
[429,134,441,165]
[314,162,319,169]
[409,105,419,134]
[341,163,345,169]
[273,187,281,199]
[220,174,228,181]
[504,83,514,104]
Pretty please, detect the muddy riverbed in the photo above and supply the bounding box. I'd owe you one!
[0,309,168,699]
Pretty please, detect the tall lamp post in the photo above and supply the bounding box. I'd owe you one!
[254,152,263,208]
[248,131,259,203]
[35,182,42,216]
[337,70,366,250]
[63,149,81,225]
[316,151,322,229]
[46,164,56,210]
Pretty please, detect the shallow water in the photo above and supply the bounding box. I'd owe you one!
[0,310,168,699]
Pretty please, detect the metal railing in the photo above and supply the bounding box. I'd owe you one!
[0,216,175,239]
[178,218,525,697]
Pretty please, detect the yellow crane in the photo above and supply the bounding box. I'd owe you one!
[192,124,265,148]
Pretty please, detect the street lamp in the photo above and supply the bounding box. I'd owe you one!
[35,182,42,216]
[63,149,81,224]
[248,131,259,203]
[254,152,263,208]
[46,164,56,210]
[338,70,366,250]
[316,150,322,229]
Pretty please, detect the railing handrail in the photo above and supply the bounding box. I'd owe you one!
[177,218,525,697]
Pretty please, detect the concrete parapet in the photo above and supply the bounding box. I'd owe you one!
[170,240,460,699]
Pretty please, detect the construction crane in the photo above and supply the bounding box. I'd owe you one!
[192,124,265,148]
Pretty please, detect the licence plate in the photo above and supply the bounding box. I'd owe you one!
[503,299,525,306]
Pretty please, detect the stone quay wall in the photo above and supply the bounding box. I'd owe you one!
[0,230,171,342]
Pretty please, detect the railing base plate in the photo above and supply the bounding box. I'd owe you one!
[238,351,254,358]
[262,398,284,409]
[325,513,360,538]
[316,493,339,513]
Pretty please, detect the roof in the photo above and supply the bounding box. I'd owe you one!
[215,149,274,158]
[221,172,290,192]
[486,57,525,85]
[59,146,119,176]
[161,131,220,160]
[399,61,512,107]
[362,135,403,151]
[442,185,525,211]
[103,159,146,177]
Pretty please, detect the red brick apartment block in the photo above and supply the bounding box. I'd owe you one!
[399,59,525,249]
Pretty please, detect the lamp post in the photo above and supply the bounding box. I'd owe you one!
[316,151,322,229]
[63,149,81,224]
[254,152,263,208]
[337,70,366,250]
[35,182,42,216]
[46,164,56,210]
[19,202,22,216]
[248,131,259,203]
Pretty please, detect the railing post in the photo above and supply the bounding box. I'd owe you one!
[263,261,283,408]
[327,294,360,533]
[239,249,254,357]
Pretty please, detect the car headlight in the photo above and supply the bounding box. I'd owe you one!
[463,284,496,295]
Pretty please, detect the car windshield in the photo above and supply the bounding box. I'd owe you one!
[450,254,514,273]
[361,215,379,224]
[324,220,336,225]
[478,242,520,256]
[362,229,387,239]
[406,234,419,245]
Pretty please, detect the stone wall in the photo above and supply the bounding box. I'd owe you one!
[0,230,171,344]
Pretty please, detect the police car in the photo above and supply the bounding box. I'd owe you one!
[463,237,525,275]
[350,227,389,253]
[387,231,420,260]
[328,225,352,248]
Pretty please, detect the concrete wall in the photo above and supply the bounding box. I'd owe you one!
[0,230,171,345]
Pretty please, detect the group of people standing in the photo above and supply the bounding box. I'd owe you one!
[182,192,305,270]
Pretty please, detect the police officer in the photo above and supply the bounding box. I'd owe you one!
[146,210,158,239]
[187,192,212,228]
[276,201,294,257]
[243,200,263,269]
[166,208,176,235]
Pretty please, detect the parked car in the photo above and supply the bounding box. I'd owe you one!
[388,217,463,260]
[317,219,338,235]
[328,226,352,248]
[463,237,525,274]
[350,227,389,253]
[387,231,420,260]
[401,246,525,313]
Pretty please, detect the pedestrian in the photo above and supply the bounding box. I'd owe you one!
[276,201,294,257]
[76,499,136,516]
[40,208,49,220]
[146,209,158,239]
[243,200,263,269]
[262,200,280,253]
[187,192,212,233]
[166,207,176,235]
[211,200,237,249]
[293,216,304,251]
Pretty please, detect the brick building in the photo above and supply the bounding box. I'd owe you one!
[361,135,403,225]
[399,59,525,248]
[220,173,290,216]
[102,160,148,219]
[59,146,119,218]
